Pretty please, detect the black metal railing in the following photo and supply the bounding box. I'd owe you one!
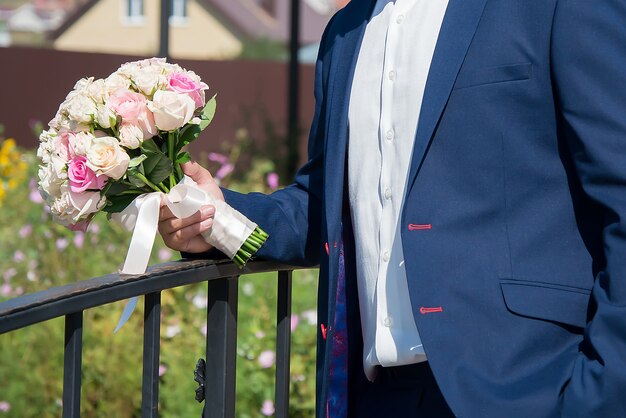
[0,259,308,418]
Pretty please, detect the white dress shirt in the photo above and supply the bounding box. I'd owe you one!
[347,0,449,381]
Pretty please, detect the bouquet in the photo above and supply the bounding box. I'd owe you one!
[37,58,268,275]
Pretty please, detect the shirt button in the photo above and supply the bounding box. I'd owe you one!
[383,317,392,327]
[386,130,394,141]
[388,70,397,81]
[382,251,390,262]
[384,188,392,199]
[396,14,405,24]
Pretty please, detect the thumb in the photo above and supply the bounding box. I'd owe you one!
[181,161,215,186]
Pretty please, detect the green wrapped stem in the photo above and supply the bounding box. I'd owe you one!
[232,226,268,268]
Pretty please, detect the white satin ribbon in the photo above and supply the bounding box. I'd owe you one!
[112,176,257,332]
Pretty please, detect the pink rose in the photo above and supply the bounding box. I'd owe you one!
[167,72,208,108]
[68,156,107,193]
[106,89,156,139]
[54,134,72,162]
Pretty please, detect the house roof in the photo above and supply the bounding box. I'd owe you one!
[50,0,336,45]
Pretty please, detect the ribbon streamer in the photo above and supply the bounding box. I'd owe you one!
[112,176,256,332]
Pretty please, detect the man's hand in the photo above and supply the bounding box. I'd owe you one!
[158,161,225,253]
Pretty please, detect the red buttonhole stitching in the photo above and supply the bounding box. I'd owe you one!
[325,242,329,255]
[420,306,443,315]
[320,324,328,340]
[408,224,432,231]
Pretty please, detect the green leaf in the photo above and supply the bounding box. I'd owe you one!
[104,181,131,196]
[176,151,192,164]
[176,95,217,150]
[102,194,138,214]
[128,154,147,168]
[127,170,148,188]
[200,95,217,129]
[143,153,173,186]
[141,138,162,154]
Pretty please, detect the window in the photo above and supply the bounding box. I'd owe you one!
[170,0,187,25]
[124,0,144,25]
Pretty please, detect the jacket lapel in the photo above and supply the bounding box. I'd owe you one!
[405,0,488,195]
[324,0,376,244]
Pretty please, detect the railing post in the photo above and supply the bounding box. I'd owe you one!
[204,277,239,418]
[142,292,162,418]
[275,270,293,418]
[63,311,83,418]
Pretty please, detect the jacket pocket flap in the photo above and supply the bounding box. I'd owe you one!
[500,279,591,328]
[454,62,532,90]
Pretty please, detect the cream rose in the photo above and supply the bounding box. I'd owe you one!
[85,136,130,179]
[118,123,144,149]
[148,90,195,131]
[95,104,117,129]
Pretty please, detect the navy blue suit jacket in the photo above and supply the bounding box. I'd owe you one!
[217,0,626,416]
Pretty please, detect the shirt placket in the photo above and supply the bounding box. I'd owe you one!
[375,0,404,362]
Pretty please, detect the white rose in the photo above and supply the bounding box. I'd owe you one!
[70,131,95,156]
[65,94,96,124]
[68,188,105,220]
[38,161,66,199]
[105,73,131,94]
[73,77,94,93]
[148,90,195,131]
[95,104,117,129]
[85,136,130,179]
[118,123,144,149]
[133,67,166,96]
[87,79,108,104]
[50,187,104,226]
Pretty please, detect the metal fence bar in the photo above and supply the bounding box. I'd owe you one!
[62,311,83,418]
[142,292,162,418]
[204,277,239,418]
[275,270,293,418]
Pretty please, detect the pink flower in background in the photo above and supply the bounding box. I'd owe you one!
[30,189,44,204]
[0,284,11,297]
[208,152,228,165]
[56,238,69,251]
[0,401,10,413]
[88,223,101,234]
[267,172,279,190]
[255,331,266,339]
[215,163,234,180]
[167,72,208,108]
[291,314,299,332]
[159,364,168,377]
[3,268,16,281]
[13,250,25,263]
[200,323,207,336]
[258,350,275,368]
[74,232,85,249]
[19,224,33,238]
[158,248,172,261]
[260,400,275,417]
[14,286,23,296]
[68,156,107,193]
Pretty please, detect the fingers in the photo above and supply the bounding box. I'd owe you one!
[159,204,215,253]
[182,161,215,186]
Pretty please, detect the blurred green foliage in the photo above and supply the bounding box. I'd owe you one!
[0,137,318,417]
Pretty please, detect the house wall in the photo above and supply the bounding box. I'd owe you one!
[53,0,242,59]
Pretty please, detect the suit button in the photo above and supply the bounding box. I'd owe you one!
[382,251,390,262]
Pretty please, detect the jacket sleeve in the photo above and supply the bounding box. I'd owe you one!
[551,0,626,414]
[188,21,336,267]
